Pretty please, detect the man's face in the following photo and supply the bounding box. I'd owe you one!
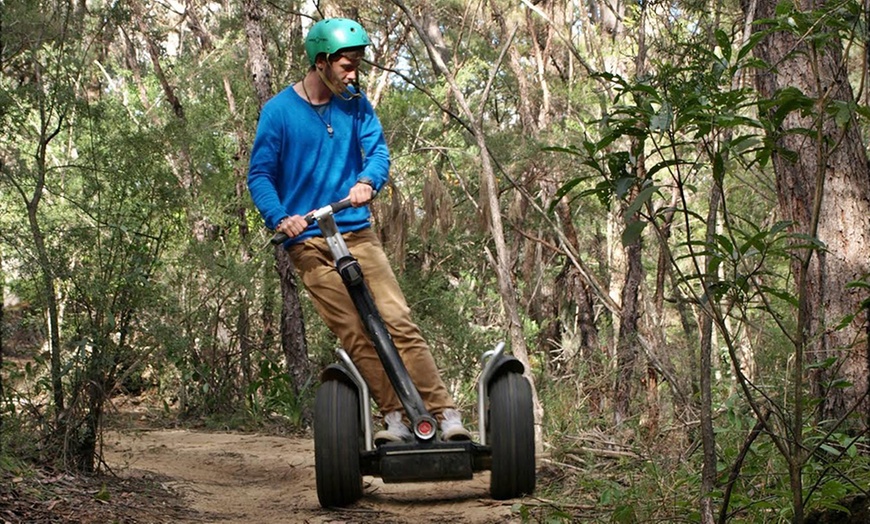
[321,50,364,88]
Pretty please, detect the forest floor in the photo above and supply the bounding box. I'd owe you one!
[5,397,870,524]
[1,393,535,523]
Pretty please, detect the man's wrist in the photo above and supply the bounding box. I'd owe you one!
[357,177,375,189]
[275,216,290,230]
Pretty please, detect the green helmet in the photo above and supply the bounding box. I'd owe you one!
[304,18,371,66]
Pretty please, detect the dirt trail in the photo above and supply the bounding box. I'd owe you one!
[104,428,520,523]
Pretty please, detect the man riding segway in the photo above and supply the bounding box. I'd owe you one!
[247,17,472,447]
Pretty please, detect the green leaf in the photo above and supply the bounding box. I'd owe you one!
[758,285,799,307]
[835,313,855,330]
[612,504,638,524]
[646,159,683,179]
[650,103,672,131]
[807,356,838,370]
[845,280,870,290]
[552,176,598,210]
[622,220,646,246]
[614,176,634,199]
[624,184,657,219]
[832,101,853,127]
[715,29,731,62]
[737,32,766,63]
[819,443,840,456]
[94,484,111,502]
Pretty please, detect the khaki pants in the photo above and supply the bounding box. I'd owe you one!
[288,228,455,419]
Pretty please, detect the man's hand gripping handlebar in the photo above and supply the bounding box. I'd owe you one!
[268,189,376,246]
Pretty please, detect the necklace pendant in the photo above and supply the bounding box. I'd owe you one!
[326,124,334,137]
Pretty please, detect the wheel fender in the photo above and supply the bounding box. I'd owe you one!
[484,355,526,391]
[320,361,375,451]
[320,363,361,392]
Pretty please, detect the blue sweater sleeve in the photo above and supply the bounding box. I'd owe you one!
[355,96,390,191]
[247,107,287,229]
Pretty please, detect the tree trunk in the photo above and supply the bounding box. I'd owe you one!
[243,0,311,396]
[222,68,254,395]
[746,1,870,520]
[393,0,544,441]
[30,112,66,424]
[555,200,603,409]
[748,0,870,432]
[276,250,311,395]
[615,18,648,427]
[699,183,722,524]
[614,194,642,426]
[243,0,273,108]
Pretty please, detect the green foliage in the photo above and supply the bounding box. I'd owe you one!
[1,356,53,463]
[246,358,311,427]
[538,0,870,518]
[397,246,500,407]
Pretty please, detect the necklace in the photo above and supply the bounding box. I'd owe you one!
[301,78,333,138]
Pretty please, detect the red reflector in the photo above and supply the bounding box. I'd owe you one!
[418,421,433,435]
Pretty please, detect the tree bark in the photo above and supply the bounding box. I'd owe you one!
[243,0,311,395]
[31,98,66,423]
[243,0,273,108]
[747,0,870,432]
[745,1,870,520]
[699,183,722,524]
[614,186,642,426]
[392,0,544,440]
[556,198,602,361]
[614,3,648,428]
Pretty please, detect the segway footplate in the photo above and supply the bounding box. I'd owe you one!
[363,441,484,483]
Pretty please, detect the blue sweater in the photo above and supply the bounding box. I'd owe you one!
[247,84,390,243]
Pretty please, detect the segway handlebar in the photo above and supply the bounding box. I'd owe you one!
[269,196,362,246]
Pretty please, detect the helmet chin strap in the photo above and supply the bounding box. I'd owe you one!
[317,61,362,101]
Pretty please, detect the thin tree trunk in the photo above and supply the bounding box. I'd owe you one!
[615,4,648,427]
[555,200,603,406]
[30,101,66,423]
[614,184,642,426]
[699,183,722,524]
[276,250,310,393]
[223,72,254,394]
[394,0,544,441]
[243,0,311,396]
[131,2,184,121]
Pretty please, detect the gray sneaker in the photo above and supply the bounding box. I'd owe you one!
[374,411,413,446]
[440,408,472,441]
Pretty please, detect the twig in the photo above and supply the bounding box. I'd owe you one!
[570,446,641,460]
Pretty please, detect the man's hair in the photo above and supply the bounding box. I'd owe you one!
[330,47,366,63]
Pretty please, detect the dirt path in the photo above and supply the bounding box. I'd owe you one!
[104,428,520,523]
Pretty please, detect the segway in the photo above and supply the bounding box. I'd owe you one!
[272,198,536,508]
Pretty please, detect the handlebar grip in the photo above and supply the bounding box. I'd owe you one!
[329,198,354,214]
[270,232,289,245]
[268,193,374,246]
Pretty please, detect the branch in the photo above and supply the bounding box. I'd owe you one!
[718,409,771,524]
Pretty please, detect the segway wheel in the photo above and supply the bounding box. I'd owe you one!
[489,371,536,499]
[314,379,362,507]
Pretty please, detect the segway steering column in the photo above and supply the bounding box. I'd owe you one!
[271,200,438,442]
